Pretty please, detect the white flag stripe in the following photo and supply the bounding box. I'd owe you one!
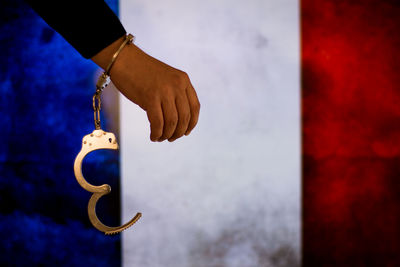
[120,0,300,265]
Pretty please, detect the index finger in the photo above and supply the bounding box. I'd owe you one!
[185,82,200,135]
[146,101,164,141]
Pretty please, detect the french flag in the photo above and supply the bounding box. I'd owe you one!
[1,0,399,266]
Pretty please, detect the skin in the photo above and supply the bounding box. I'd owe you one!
[92,36,200,142]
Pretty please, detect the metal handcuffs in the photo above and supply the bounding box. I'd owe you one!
[73,129,141,234]
[73,34,140,234]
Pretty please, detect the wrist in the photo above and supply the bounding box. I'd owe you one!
[91,35,126,70]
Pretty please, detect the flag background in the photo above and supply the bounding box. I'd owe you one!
[120,0,300,266]
[302,0,400,265]
[0,0,122,265]
[1,0,400,266]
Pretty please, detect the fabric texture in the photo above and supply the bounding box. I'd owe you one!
[25,0,126,58]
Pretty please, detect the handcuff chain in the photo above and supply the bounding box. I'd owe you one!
[75,33,140,235]
[92,34,134,130]
[93,72,111,129]
[93,89,102,130]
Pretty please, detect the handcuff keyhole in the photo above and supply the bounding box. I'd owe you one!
[109,138,112,143]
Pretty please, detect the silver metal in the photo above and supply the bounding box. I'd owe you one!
[105,34,134,76]
[73,129,141,234]
[96,72,111,90]
[93,91,102,130]
[73,35,141,234]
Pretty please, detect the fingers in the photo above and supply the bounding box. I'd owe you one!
[185,82,200,135]
[168,96,191,142]
[158,99,178,141]
[146,101,164,141]
[147,75,200,142]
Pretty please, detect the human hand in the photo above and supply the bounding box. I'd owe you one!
[92,36,200,142]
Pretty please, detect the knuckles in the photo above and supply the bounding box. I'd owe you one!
[169,71,189,90]
[155,71,191,98]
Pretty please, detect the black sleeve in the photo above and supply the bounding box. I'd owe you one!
[25,0,126,59]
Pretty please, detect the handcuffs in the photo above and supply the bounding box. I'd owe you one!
[73,34,141,234]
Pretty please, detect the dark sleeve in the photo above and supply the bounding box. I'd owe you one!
[25,0,126,59]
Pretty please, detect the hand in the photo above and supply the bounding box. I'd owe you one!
[92,36,200,142]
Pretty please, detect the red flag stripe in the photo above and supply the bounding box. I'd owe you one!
[302,0,400,265]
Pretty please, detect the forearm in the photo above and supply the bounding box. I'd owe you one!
[26,0,200,142]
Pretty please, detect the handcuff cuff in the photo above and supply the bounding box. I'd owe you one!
[73,34,141,235]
